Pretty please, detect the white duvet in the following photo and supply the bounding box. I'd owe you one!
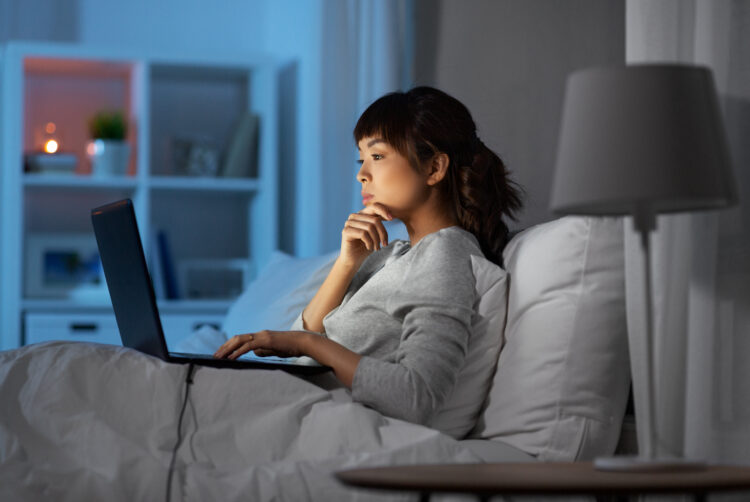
[0,341,479,501]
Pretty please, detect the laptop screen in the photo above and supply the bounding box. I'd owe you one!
[91,199,170,360]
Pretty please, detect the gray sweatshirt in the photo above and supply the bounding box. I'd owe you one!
[291,226,482,429]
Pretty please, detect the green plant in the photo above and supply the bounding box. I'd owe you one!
[88,110,128,140]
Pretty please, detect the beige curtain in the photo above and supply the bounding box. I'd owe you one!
[625,0,750,464]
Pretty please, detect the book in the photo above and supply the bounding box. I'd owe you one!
[221,112,259,178]
[156,231,179,300]
[149,230,166,299]
[24,153,78,175]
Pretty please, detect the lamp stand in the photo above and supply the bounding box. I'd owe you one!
[594,209,706,473]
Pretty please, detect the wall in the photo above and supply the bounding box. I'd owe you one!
[0,0,79,43]
[414,0,625,229]
[77,0,265,52]
[1,0,626,250]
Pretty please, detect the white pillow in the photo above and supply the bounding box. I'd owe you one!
[221,250,338,336]
[430,255,508,438]
[470,216,630,461]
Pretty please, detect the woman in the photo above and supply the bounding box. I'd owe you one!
[215,86,523,431]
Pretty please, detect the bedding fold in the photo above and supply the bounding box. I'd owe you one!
[0,341,478,501]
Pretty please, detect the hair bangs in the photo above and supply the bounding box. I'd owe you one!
[354,92,414,163]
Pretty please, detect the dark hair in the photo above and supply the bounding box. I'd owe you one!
[353,86,524,267]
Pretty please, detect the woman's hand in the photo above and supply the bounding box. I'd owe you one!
[296,203,392,333]
[340,202,393,267]
[215,329,363,388]
[213,330,311,360]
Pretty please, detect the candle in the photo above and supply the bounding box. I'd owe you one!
[43,122,59,153]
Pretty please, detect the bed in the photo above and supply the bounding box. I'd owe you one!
[0,216,631,501]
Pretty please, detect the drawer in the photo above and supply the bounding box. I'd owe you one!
[24,313,121,346]
[160,314,224,350]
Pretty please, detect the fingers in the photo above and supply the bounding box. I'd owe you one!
[361,202,393,221]
[214,333,255,359]
[355,214,389,247]
[343,222,378,251]
[345,213,390,250]
[215,331,307,360]
[215,331,290,360]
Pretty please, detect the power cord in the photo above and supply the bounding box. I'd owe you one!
[166,363,196,502]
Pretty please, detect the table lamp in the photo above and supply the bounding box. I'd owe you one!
[550,64,737,471]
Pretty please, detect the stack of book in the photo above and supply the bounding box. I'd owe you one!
[25,153,78,175]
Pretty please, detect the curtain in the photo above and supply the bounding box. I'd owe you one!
[625,0,750,464]
[316,0,413,254]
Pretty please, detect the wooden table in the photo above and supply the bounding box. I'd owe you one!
[336,462,750,501]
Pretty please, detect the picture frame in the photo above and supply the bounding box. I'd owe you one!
[25,234,108,299]
[170,135,220,177]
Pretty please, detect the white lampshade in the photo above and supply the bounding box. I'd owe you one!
[550,64,738,471]
[551,64,737,216]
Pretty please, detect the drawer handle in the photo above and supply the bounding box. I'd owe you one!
[70,323,98,332]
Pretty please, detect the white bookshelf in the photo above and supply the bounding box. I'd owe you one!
[0,41,281,351]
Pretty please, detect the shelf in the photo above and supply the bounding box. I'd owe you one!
[23,174,138,191]
[22,298,233,313]
[22,298,113,312]
[1,42,280,351]
[149,176,260,192]
[157,299,235,313]
[23,173,258,192]
[24,57,134,79]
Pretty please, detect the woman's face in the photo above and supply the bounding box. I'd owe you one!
[356,136,428,217]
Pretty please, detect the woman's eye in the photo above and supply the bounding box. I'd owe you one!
[372,154,383,161]
[357,159,364,165]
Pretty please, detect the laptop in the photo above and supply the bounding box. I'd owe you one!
[91,198,328,374]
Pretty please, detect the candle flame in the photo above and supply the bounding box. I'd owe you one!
[44,139,59,154]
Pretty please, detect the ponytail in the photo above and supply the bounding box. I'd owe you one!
[447,139,524,267]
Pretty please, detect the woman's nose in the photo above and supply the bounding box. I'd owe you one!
[356,164,369,184]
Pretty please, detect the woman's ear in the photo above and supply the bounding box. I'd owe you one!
[426,153,450,186]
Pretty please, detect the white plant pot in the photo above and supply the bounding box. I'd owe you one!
[88,139,131,177]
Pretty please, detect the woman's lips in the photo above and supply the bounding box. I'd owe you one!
[362,193,373,204]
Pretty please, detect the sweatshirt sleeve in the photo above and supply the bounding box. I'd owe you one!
[350,234,476,427]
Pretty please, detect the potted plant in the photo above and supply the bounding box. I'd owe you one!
[87,110,131,177]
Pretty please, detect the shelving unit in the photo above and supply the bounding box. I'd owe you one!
[0,41,281,351]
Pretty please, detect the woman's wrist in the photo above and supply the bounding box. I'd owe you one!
[334,254,366,272]
[302,332,361,388]
[300,331,318,355]
[299,253,363,334]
